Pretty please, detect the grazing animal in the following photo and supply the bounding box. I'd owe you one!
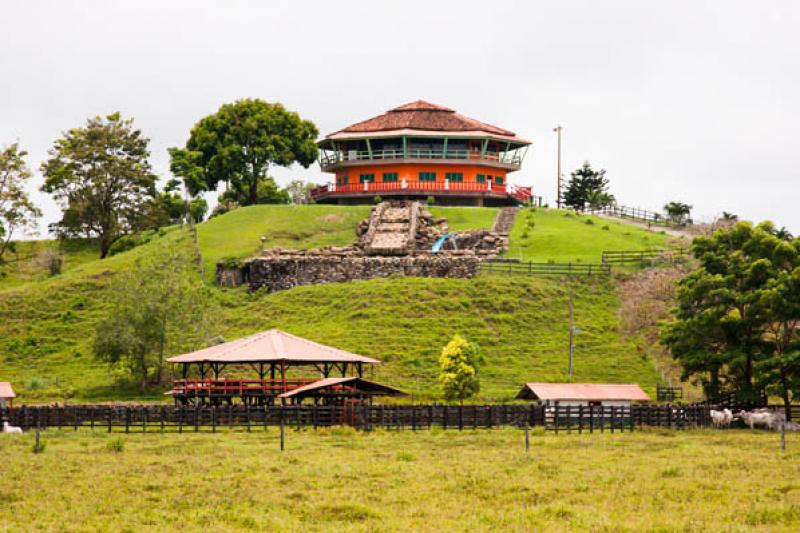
[710,409,733,428]
[2,421,22,434]
[737,410,778,430]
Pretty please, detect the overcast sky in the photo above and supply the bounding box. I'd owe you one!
[2,0,799,235]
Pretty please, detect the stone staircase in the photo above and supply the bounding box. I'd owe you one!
[362,201,418,255]
[492,207,520,235]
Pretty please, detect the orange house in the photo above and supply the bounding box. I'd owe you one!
[311,101,532,206]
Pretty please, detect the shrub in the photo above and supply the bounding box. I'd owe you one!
[584,219,595,225]
[219,256,243,269]
[426,196,435,207]
[106,437,125,453]
[373,195,382,204]
[521,231,529,239]
[396,451,415,462]
[27,377,46,390]
[601,225,610,231]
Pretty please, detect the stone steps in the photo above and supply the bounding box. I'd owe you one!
[363,201,417,256]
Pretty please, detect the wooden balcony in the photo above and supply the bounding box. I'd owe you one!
[318,148,522,170]
[310,180,532,206]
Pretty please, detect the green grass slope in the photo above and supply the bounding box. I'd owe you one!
[0,204,668,402]
[505,208,672,262]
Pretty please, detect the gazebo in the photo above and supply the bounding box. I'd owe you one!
[165,329,404,405]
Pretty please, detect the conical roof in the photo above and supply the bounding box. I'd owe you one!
[323,100,522,139]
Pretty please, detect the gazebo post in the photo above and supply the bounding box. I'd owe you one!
[280,360,286,393]
[342,363,348,377]
[357,362,363,378]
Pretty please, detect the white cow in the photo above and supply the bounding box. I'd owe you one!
[2,421,22,434]
[737,410,779,430]
[710,408,733,428]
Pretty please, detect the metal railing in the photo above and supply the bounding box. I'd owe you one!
[310,181,530,201]
[319,149,522,167]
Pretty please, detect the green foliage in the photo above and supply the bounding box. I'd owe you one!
[426,195,435,207]
[662,221,800,410]
[0,143,41,262]
[373,195,382,205]
[189,197,208,223]
[169,99,318,206]
[93,240,213,388]
[218,176,290,206]
[106,437,125,453]
[438,334,481,403]
[284,179,318,205]
[663,201,692,224]
[40,113,158,258]
[562,161,611,211]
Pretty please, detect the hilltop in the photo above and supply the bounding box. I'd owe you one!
[0,205,677,402]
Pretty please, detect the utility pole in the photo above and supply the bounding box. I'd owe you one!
[568,291,575,378]
[553,125,563,208]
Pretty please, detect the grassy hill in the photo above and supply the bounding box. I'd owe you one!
[0,204,670,403]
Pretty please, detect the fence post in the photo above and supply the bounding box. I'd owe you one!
[525,423,530,452]
[279,407,285,451]
[211,405,216,434]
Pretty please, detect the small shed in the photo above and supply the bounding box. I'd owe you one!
[516,382,650,407]
[0,382,16,409]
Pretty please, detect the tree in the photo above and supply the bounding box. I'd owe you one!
[585,188,616,211]
[562,161,610,211]
[218,175,289,205]
[284,179,318,204]
[93,237,213,388]
[663,201,692,225]
[41,113,158,258]
[168,99,318,206]
[0,143,41,262]
[662,221,800,415]
[438,334,482,403]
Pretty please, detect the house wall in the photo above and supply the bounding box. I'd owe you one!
[544,400,632,408]
[334,163,508,186]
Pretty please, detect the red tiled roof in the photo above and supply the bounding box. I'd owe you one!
[277,377,406,398]
[325,100,517,137]
[516,383,650,402]
[166,329,380,365]
[0,382,16,399]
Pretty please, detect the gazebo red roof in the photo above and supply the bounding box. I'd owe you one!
[166,329,380,365]
[324,100,523,139]
[277,377,406,398]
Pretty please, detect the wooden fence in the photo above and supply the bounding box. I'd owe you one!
[601,249,688,265]
[1,404,714,433]
[479,261,611,276]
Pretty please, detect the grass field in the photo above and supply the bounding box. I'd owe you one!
[504,208,675,263]
[1,429,798,531]
[428,206,499,231]
[0,205,674,403]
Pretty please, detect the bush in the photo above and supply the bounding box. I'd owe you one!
[219,256,243,269]
[584,219,595,225]
[601,225,610,231]
[106,437,125,453]
[426,196,435,207]
[373,195,382,204]
[521,231,529,239]
[27,377,46,390]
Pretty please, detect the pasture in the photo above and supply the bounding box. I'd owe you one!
[1,429,798,531]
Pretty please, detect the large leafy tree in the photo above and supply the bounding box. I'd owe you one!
[0,143,41,262]
[41,113,158,258]
[439,334,482,404]
[169,99,318,206]
[93,238,213,388]
[663,201,692,224]
[562,161,611,211]
[662,221,800,416]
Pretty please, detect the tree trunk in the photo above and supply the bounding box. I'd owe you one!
[248,174,258,206]
[781,369,792,422]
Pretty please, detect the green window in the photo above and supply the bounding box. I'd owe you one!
[476,174,485,183]
[445,172,463,182]
[382,172,398,182]
[359,173,375,183]
[419,171,437,182]
[338,175,349,185]
[494,176,504,185]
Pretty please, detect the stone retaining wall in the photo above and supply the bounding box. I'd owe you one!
[244,254,480,292]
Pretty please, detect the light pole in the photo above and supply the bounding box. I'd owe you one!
[553,125,563,208]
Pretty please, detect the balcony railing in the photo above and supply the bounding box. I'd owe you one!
[319,149,522,167]
[310,181,532,203]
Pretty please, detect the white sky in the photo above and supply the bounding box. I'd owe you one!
[2,0,799,234]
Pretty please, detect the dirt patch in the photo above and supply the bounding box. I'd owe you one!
[320,213,345,223]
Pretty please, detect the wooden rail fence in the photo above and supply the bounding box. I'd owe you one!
[601,249,688,265]
[1,404,714,433]
[479,261,611,276]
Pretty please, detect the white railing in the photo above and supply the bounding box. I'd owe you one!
[319,149,522,167]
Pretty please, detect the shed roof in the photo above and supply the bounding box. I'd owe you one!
[277,377,406,398]
[166,329,380,365]
[516,383,650,402]
[322,100,530,144]
[0,382,16,399]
